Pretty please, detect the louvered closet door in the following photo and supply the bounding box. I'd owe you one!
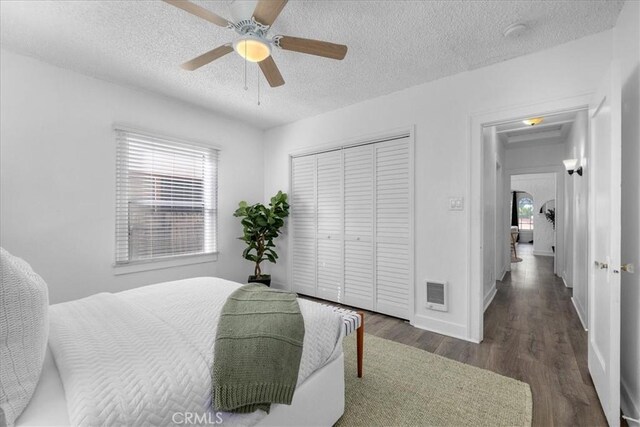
[316,150,344,302]
[375,138,411,319]
[343,145,375,310]
[291,156,317,296]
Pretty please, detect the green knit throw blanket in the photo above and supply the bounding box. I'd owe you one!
[212,283,305,413]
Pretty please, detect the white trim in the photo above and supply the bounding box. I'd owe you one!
[413,315,472,342]
[484,284,497,312]
[497,268,507,281]
[288,126,412,158]
[571,297,588,331]
[562,275,572,288]
[113,252,218,275]
[469,92,594,342]
[112,123,223,152]
[533,250,555,257]
[622,376,640,424]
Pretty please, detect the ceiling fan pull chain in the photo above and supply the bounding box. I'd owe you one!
[257,65,261,106]
[243,43,248,91]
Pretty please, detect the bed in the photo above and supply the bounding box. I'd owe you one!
[14,277,347,427]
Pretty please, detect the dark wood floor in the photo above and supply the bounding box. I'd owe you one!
[309,243,610,426]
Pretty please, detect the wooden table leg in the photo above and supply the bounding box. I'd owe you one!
[357,311,364,378]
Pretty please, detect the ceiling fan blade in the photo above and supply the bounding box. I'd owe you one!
[259,56,285,87]
[181,44,234,71]
[253,0,288,27]
[164,0,231,28]
[276,36,347,60]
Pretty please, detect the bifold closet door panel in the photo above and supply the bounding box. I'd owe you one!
[291,156,317,296]
[316,151,344,302]
[343,145,375,310]
[375,138,411,319]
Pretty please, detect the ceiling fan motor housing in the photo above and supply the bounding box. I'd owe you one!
[233,19,270,39]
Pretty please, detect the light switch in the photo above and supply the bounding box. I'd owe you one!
[449,197,464,211]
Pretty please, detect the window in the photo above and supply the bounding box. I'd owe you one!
[115,129,218,265]
[518,196,534,230]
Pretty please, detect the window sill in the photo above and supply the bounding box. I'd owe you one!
[113,253,218,276]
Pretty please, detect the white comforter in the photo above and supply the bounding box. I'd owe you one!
[48,277,343,427]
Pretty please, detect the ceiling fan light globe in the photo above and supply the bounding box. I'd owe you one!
[522,117,544,126]
[234,37,271,62]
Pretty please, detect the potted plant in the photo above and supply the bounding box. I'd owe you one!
[545,208,556,253]
[234,191,290,287]
[544,208,556,230]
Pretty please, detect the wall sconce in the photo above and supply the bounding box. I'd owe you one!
[563,159,583,176]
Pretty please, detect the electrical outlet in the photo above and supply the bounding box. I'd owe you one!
[449,197,464,211]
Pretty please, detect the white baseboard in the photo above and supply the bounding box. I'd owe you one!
[497,268,507,282]
[484,284,497,312]
[562,274,572,288]
[622,376,640,423]
[571,297,588,331]
[413,314,471,342]
[533,250,554,257]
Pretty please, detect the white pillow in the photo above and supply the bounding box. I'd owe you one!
[0,248,49,427]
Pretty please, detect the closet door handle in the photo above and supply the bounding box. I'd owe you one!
[620,263,635,273]
[614,263,635,274]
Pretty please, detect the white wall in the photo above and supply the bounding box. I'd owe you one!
[0,49,264,304]
[615,0,640,420]
[564,160,575,287]
[505,143,565,171]
[263,30,613,339]
[563,110,589,326]
[511,174,556,256]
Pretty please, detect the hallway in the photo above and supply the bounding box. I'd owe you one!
[341,243,608,426]
[486,243,606,425]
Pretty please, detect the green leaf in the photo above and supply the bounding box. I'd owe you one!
[235,191,289,270]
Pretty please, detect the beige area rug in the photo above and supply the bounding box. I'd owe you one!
[336,334,532,427]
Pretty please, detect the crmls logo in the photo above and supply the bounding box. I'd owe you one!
[172,412,224,425]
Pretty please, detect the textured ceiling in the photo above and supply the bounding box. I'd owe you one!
[0,1,624,129]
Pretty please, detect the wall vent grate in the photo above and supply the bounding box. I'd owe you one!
[426,281,448,312]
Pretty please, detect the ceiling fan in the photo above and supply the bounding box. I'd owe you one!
[164,0,348,88]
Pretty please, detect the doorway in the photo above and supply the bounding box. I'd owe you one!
[471,67,626,426]
[509,173,558,270]
[483,108,590,317]
[475,103,591,341]
[477,107,603,422]
[510,174,557,265]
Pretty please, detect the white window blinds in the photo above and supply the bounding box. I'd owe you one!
[115,129,218,264]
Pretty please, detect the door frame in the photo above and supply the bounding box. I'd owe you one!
[469,93,592,342]
[506,168,564,276]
